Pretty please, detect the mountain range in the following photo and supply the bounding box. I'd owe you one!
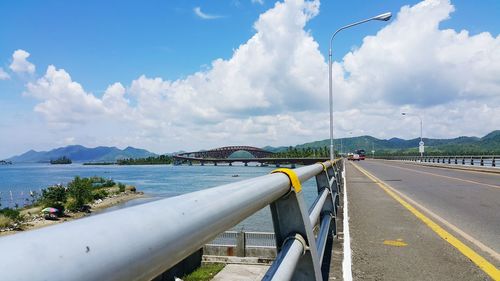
[7,145,157,163]
[5,130,499,162]
[264,130,500,155]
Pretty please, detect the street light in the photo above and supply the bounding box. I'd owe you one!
[401,112,424,157]
[328,12,392,161]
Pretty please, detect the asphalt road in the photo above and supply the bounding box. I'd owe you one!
[355,160,500,263]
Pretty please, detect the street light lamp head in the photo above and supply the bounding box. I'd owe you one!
[373,12,392,21]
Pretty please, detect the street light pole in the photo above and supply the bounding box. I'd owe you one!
[328,12,392,161]
[402,112,424,157]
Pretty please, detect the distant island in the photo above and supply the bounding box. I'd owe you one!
[50,156,72,165]
[0,160,12,165]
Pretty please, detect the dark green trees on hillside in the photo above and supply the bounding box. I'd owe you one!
[117,155,172,165]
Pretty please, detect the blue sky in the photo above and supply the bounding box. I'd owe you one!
[0,0,499,158]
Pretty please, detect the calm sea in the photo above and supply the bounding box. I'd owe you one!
[0,163,319,231]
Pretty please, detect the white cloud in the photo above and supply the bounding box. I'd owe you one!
[193,7,224,20]
[18,0,500,153]
[24,65,107,126]
[0,68,10,80]
[9,49,36,74]
[338,0,500,108]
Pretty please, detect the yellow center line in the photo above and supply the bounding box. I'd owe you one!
[374,161,500,190]
[351,162,500,280]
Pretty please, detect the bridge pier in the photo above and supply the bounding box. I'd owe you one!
[275,163,280,168]
[201,161,204,166]
[291,163,296,169]
[229,162,232,166]
[214,162,217,166]
[244,162,248,167]
[189,161,192,166]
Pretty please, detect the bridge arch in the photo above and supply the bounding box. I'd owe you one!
[178,146,273,159]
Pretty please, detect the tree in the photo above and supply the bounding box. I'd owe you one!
[67,176,93,211]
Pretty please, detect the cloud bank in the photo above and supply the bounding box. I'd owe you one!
[18,0,500,152]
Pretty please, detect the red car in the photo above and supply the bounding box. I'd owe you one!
[355,149,366,160]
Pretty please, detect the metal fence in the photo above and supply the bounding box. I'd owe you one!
[0,159,343,281]
[378,155,497,168]
[206,230,277,248]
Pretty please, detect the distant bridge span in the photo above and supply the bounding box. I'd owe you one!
[175,146,274,159]
[173,146,329,167]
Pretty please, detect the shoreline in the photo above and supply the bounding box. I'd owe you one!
[0,191,146,236]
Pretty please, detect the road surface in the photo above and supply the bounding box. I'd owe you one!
[346,159,499,280]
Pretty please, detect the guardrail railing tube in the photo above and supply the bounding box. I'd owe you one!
[316,215,332,264]
[263,236,305,281]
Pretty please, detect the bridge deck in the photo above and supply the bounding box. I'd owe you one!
[342,160,498,280]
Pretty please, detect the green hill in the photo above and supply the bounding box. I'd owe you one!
[264,130,500,156]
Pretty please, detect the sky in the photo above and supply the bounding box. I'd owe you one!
[0,0,499,158]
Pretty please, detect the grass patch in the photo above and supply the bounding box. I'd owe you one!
[0,214,12,228]
[182,263,225,281]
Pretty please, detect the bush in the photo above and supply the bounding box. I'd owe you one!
[67,176,93,211]
[92,189,109,200]
[118,183,126,192]
[0,214,12,228]
[41,185,67,206]
[64,198,78,212]
[125,185,136,192]
[102,179,116,188]
[0,208,23,222]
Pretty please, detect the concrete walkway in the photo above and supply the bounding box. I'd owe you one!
[211,264,270,281]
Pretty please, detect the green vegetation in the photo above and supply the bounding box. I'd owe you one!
[83,162,116,165]
[40,185,67,214]
[0,176,135,230]
[273,146,334,158]
[267,130,500,157]
[66,177,94,212]
[0,207,23,228]
[181,263,225,281]
[50,156,72,164]
[117,155,172,165]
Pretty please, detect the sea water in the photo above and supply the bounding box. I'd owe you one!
[0,163,319,231]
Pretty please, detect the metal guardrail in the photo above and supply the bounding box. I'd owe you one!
[0,159,343,281]
[378,155,497,167]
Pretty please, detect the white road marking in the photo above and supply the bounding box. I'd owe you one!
[342,160,353,281]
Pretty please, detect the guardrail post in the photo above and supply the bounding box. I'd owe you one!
[470,157,474,165]
[480,157,484,166]
[264,170,322,280]
[236,231,246,257]
[493,157,496,167]
[462,157,466,165]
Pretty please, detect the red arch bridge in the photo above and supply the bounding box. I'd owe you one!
[173,146,328,167]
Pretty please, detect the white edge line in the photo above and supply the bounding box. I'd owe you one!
[342,160,353,281]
